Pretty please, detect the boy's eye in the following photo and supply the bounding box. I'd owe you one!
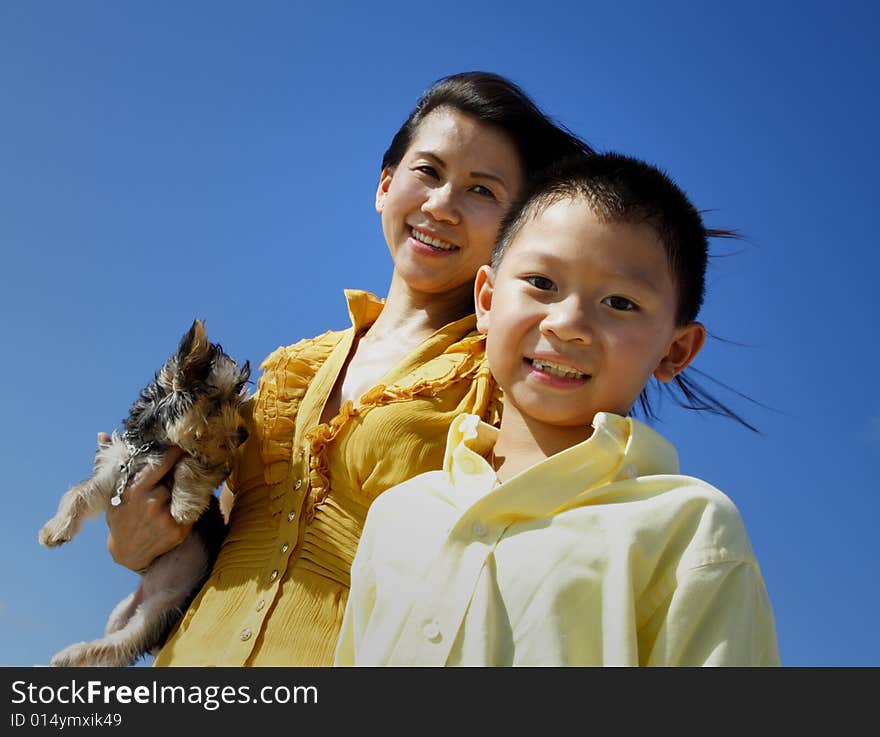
[603,295,637,311]
[524,275,556,291]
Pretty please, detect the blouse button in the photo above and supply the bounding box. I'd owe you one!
[270,569,278,581]
[623,464,638,479]
[256,599,265,611]
[280,543,289,554]
[422,620,442,642]
[287,511,296,522]
[240,628,252,641]
[295,479,303,490]
[472,521,488,538]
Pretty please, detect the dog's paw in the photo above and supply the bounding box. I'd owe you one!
[50,641,131,668]
[50,642,94,667]
[38,519,73,548]
[169,497,204,526]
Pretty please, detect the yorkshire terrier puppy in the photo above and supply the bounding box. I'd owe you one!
[39,319,250,667]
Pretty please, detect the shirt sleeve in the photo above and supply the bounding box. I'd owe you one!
[640,559,781,666]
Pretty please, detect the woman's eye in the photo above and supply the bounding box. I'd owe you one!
[471,184,496,199]
[603,295,637,311]
[415,165,439,179]
[524,275,556,291]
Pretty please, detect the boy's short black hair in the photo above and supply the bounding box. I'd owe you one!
[493,152,735,326]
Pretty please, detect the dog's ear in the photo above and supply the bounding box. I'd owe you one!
[176,319,215,386]
[236,360,251,393]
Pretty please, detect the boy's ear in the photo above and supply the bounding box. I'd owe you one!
[474,265,495,334]
[375,166,394,213]
[653,322,706,383]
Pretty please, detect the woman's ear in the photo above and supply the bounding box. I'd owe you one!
[376,167,394,213]
[653,322,706,383]
[474,265,495,334]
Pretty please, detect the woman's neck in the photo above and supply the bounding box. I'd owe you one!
[366,271,475,344]
[316,272,476,425]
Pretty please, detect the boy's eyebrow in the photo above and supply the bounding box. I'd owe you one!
[412,151,511,189]
[616,268,665,292]
[522,250,666,292]
[597,264,670,294]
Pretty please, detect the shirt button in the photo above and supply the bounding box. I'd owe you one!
[295,479,303,490]
[287,511,296,522]
[280,543,289,553]
[459,457,477,474]
[422,620,442,642]
[624,464,638,479]
[240,628,252,641]
[270,569,278,581]
[472,521,488,538]
[256,599,265,611]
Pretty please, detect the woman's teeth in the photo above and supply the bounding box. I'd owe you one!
[412,229,457,251]
[530,358,588,379]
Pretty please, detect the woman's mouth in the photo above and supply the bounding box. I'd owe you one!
[410,227,458,252]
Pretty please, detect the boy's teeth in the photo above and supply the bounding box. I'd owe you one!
[412,229,456,251]
[530,359,587,379]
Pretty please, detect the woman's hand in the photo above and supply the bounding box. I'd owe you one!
[103,433,192,572]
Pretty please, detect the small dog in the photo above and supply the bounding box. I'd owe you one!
[39,319,250,667]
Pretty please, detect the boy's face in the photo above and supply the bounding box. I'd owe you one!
[475,196,705,433]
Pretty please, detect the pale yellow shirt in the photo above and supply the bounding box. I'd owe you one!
[335,412,780,666]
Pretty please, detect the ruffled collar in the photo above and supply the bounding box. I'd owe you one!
[256,289,493,523]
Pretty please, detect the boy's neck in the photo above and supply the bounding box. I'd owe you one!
[491,407,594,483]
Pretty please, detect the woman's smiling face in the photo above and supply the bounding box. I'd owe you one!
[376,107,524,298]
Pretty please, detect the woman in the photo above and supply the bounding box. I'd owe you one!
[106,71,593,666]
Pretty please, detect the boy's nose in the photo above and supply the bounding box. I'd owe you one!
[541,298,593,344]
[421,184,460,224]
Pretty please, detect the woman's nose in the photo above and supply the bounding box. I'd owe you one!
[421,184,460,224]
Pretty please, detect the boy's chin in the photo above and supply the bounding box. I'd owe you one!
[519,408,599,432]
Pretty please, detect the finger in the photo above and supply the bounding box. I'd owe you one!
[127,446,186,495]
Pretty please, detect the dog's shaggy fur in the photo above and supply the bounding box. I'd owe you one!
[39,320,250,667]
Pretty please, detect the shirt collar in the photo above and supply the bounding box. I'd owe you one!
[441,412,680,518]
[343,289,386,333]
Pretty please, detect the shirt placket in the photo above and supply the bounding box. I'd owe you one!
[230,448,310,663]
[235,320,358,659]
[400,519,503,666]
[389,455,501,666]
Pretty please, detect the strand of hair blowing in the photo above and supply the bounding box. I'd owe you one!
[381,71,594,177]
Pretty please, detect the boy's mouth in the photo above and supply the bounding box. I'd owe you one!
[528,358,589,380]
[410,227,459,252]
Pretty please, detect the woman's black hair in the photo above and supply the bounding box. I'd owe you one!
[493,152,761,432]
[382,71,594,178]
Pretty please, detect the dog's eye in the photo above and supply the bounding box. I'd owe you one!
[237,427,249,445]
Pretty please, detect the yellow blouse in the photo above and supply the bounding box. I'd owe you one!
[154,290,500,666]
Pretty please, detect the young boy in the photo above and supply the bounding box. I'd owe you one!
[334,153,780,666]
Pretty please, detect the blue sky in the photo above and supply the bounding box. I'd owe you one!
[2,1,877,667]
